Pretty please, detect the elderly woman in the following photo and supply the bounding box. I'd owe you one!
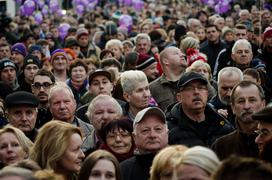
[150,145,188,180]
[66,59,89,106]
[30,120,85,180]
[0,125,33,168]
[78,150,122,180]
[99,119,135,162]
[186,60,217,100]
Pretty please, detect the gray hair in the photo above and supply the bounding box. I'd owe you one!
[86,94,123,121]
[120,70,148,94]
[231,39,252,54]
[48,82,75,103]
[105,39,123,50]
[218,67,243,85]
[135,33,151,44]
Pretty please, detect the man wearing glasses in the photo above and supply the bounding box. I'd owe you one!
[167,72,233,147]
[253,106,272,153]
[31,69,55,128]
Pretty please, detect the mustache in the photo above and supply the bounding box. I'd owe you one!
[38,93,48,96]
[193,96,202,101]
[241,110,253,116]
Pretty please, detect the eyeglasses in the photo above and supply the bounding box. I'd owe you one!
[32,82,53,89]
[254,129,272,138]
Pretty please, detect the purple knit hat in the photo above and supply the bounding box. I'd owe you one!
[11,43,27,57]
[50,49,68,63]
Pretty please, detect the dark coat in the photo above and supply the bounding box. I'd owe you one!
[149,74,179,111]
[211,129,259,160]
[166,103,234,147]
[120,153,156,180]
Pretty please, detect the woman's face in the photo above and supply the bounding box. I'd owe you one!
[106,128,132,154]
[196,29,206,41]
[89,159,116,180]
[194,66,210,80]
[71,66,87,83]
[58,133,85,173]
[0,132,26,166]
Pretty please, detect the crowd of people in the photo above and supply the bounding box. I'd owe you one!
[0,0,272,179]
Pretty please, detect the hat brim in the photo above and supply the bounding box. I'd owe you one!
[179,77,208,88]
[89,71,112,84]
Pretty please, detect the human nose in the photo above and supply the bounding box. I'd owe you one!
[79,149,85,159]
[255,134,262,144]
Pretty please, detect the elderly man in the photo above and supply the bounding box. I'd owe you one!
[150,47,187,111]
[253,106,272,153]
[82,94,123,154]
[209,67,243,126]
[166,72,233,147]
[135,33,151,55]
[31,69,55,128]
[121,107,168,180]
[5,91,39,141]
[212,81,266,159]
[121,70,151,121]
[48,83,94,139]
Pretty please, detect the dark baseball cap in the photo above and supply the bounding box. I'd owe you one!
[89,69,112,84]
[252,106,272,123]
[178,72,208,89]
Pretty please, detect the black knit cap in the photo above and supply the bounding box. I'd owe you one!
[252,106,272,123]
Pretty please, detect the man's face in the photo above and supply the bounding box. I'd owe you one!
[11,52,24,68]
[90,99,121,131]
[206,26,220,43]
[124,80,151,110]
[136,38,151,54]
[218,73,241,105]
[231,43,253,66]
[77,35,89,47]
[234,29,248,40]
[24,64,39,83]
[165,47,187,72]
[7,106,37,133]
[143,63,159,82]
[255,121,272,153]
[71,66,87,83]
[52,55,67,71]
[231,85,265,123]
[178,80,208,113]
[49,89,76,123]
[32,75,53,103]
[1,67,16,87]
[88,75,113,96]
[134,115,168,153]
[0,46,11,59]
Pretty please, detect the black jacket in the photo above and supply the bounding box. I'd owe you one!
[166,103,234,147]
[120,153,156,180]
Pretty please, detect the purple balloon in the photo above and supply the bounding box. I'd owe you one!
[214,3,230,14]
[41,5,49,15]
[124,0,132,6]
[37,0,45,8]
[16,0,22,4]
[80,0,88,6]
[119,14,133,26]
[89,0,98,3]
[132,0,144,11]
[56,9,63,16]
[87,3,96,11]
[49,0,59,12]
[23,0,36,16]
[59,23,71,40]
[34,12,43,24]
[76,4,84,16]
[19,6,25,16]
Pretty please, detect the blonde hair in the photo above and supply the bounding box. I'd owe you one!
[150,145,188,180]
[0,125,33,158]
[186,60,212,80]
[30,120,82,171]
[180,37,199,53]
[105,39,123,50]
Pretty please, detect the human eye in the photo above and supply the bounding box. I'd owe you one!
[106,172,115,179]
[11,142,20,147]
[90,171,101,178]
[0,144,7,149]
[154,126,163,133]
[26,110,34,116]
[249,98,257,103]
[141,128,150,135]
